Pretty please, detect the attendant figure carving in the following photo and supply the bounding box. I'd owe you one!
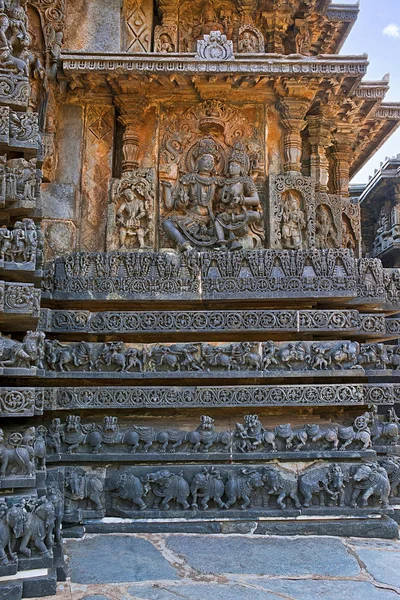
[316,205,337,248]
[280,190,306,249]
[116,187,149,250]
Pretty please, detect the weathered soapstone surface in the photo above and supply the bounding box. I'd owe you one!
[3,1,400,598]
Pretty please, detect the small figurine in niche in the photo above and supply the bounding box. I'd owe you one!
[295,20,311,55]
[157,33,174,53]
[280,190,306,250]
[116,186,149,249]
[315,204,338,249]
[342,216,357,252]
[238,31,257,53]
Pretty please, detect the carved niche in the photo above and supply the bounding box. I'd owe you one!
[237,24,264,53]
[159,100,265,251]
[123,0,153,53]
[315,193,361,256]
[154,24,177,53]
[178,0,240,52]
[269,173,315,250]
[107,168,155,251]
[342,197,361,257]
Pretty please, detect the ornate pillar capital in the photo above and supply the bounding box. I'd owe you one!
[329,128,355,197]
[115,95,150,172]
[276,97,309,173]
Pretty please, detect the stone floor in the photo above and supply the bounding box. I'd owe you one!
[37,533,400,599]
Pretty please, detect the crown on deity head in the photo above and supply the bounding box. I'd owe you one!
[193,136,219,160]
[229,142,250,172]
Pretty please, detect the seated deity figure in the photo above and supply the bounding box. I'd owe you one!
[217,144,262,249]
[281,190,306,250]
[161,138,225,252]
[238,31,257,53]
[116,187,149,249]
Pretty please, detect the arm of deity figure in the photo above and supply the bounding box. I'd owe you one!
[160,180,174,210]
[242,179,260,207]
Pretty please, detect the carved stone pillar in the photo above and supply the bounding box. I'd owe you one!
[116,96,149,172]
[81,103,115,252]
[330,130,354,197]
[263,11,291,53]
[277,98,309,173]
[307,116,332,191]
[155,0,178,52]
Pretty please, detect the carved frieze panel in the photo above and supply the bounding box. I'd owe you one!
[107,168,155,251]
[0,218,42,271]
[0,281,40,318]
[39,308,369,336]
[103,462,391,514]
[0,387,41,417]
[42,249,386,302]
[0,107,40,151]
[269,173,315,249]
[42,384,395,411]
[24,408,398,459]
[159,100,264,251]
[3,338,396,378]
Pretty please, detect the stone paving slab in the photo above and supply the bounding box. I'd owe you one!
[165,535,360,577]
[30,533,400,600]
[64,535,179,584]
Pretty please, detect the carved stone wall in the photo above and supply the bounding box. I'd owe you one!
[2,3,400,597]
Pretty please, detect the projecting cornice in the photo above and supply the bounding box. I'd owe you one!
[61,52,368,78]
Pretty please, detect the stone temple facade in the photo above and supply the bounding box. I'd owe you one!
[1,0,400,597]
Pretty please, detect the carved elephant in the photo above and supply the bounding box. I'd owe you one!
[146,470,190,510]
[224,470,264,510]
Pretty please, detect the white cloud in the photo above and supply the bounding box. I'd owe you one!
[383,23,400,39]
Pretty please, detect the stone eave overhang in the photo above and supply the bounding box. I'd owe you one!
[357,157,400,205]
[350,104,400,179]
[61,52,368,78]
[325,3,359,52]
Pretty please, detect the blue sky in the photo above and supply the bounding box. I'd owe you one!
[335,0,400,183]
